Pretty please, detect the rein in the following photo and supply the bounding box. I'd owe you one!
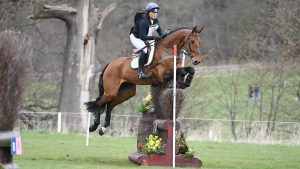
[147,42,183,70]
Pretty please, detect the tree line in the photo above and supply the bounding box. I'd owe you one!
[0,0,299,136]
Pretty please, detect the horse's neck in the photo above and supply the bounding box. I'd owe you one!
[162,30,190,48]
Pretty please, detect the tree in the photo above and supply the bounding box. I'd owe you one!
[29,0,116,132]
[247,0,300,137]
[0,30,31,164]
[216,67,243,141]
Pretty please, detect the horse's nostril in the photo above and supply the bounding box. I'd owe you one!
[192,60,200,65]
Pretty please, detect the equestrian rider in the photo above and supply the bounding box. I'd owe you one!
[130,2,164,79]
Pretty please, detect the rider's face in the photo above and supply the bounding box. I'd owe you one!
[149,11,158,20]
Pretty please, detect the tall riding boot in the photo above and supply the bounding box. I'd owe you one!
[138,52,151,79]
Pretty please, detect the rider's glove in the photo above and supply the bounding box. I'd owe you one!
[153,36,162,41]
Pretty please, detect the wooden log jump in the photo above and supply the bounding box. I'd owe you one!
[128,86,202,167]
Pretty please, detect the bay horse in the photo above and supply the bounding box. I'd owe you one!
[85,25,204,135]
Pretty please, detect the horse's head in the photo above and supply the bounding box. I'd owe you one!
[182,25,204,65]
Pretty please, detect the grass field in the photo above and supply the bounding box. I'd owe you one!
[11,132,300,169]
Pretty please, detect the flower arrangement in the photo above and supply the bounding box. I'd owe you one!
[136,92,155,113]
[142,134,163,154]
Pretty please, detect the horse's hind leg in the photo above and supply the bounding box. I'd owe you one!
[89,96,106,132]
[99,83,136,135]
[89,105,105,132]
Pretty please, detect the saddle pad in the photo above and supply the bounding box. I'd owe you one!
[131,40,155,69]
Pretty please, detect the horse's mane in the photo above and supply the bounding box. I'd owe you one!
[161,27,192,39]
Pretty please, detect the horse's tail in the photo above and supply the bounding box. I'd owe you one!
[84,64,109,113]
[98,64,108,96]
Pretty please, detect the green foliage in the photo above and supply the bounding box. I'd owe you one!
[177,132,194,158]
[14,132,300,169]
[22,82,59,112]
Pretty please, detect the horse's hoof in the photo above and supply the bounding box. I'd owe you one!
[99,130,104,135]
[99,127,107,136]
[89,125,98,132]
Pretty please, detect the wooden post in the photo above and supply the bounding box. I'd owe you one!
[57,112,62,133]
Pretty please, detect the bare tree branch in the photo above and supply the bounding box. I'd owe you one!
[97,2,116,30]
[43,4,77,14]
[28,0,77,21]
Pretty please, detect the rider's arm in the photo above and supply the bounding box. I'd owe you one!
[139,19,159,41]
[156,20,164,36]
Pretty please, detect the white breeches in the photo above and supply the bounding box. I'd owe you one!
[130,34,147,53]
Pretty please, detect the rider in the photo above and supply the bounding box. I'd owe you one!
[130,2,164,79]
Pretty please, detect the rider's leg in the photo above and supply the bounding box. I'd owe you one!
[130,34,151,79]
[138,51,151,79]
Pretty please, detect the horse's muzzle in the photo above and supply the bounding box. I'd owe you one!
[192,60,201,65]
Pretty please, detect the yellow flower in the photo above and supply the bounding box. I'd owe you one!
[145,93,152,101]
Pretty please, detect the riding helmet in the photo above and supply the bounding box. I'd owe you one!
[146,2,159,12]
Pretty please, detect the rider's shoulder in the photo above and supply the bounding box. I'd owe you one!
[140,13,148,20]
[138,13,148,23]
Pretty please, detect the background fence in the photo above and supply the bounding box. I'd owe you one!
[17,111,300,145]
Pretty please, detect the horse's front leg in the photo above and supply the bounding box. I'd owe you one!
[175,67,195,89]
[182,66,195,88]
[176,67,188,89]
[155,68,188,88]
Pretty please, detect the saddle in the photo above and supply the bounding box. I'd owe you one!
[130,40,155,69]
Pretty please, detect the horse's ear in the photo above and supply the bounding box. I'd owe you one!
[198,26,204,33]
[192,25,204,34]
[192,26,198,33]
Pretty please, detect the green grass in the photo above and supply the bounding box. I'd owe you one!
[13,132,300,169]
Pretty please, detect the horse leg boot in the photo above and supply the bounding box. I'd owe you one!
[89,110,101,132]
[183,67,195,88]
[99,105,112,135]
[137,51,151,79]
[89,99,106,132]
[176,67,188,89]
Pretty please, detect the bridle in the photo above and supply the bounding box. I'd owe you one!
[155,32,200,61]
[148,33,200,69]
[178,33,200,59]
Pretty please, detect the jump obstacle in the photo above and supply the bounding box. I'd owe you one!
[128,45,202,168]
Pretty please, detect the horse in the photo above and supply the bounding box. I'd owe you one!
[85,25,204,135]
